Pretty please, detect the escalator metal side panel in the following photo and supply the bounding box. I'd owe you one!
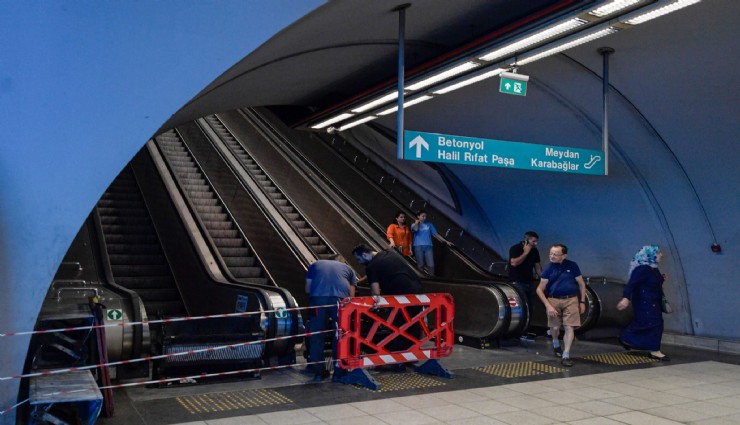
[421,279,507,339]
[493,282,527,339]
[174,121,310,309]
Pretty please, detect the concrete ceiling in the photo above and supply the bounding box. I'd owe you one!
[161,0,592,131]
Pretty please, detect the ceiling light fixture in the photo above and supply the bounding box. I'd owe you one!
[377,95,434,116]
[350,92,399,113]
[337,116,377,131]
[589,0,643,17]
[432,68,505,95]
[311,113,354,129]
[620,0,701,25]
[517,26,618,66]
[406,62,480,91]
[478,18,587,63]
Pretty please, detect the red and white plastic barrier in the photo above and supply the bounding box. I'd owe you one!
[337,293,454,370]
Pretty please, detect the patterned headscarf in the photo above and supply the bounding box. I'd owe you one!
[629,245,660,276]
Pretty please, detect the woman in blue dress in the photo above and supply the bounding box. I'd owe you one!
[616,245,670,361]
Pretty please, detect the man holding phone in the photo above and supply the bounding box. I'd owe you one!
[508,231,542,319]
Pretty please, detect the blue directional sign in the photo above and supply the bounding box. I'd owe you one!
[404,131,605,175]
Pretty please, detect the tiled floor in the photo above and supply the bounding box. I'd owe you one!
[168,361,740,425]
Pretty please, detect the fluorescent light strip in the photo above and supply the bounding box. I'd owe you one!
[311,113,354,129]
[377,95,434,116]
[351,92,399,113]
[406,62,479,91]
[621,0,700,25]
[589,0,642,17]
[433,68,505,95]
[337,116,377,131]
[478,18,586,62]
[517,27,617,66]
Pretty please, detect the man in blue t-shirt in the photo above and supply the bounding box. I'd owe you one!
[305,255,358,381]
[535,244,587,367]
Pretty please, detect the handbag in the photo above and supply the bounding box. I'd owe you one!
[660,291,673,314]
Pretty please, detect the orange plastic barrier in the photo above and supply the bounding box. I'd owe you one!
[337,293,454,370]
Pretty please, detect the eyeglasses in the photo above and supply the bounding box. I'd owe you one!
[549,252,564,257]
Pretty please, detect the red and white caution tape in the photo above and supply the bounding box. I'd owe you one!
[1,359,333,416]
[0,328,332,382]
[0,304,335,338]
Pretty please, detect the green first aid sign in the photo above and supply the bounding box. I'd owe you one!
[404,130,605,175]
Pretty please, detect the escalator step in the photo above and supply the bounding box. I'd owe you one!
[199,212,229,221]
[194,204,221,213]
[305,237,319,245]
[223,257,256,267]
[106,244,161,255]
[105,234,157,244]
[285,213,299,220]
[214,238,245,248]
[108,254,166,265]
[100,215,149,225]
[102,224,153,235]
[219,247,250,257]
[314,245,328,254]
[297,228,312,237]
[229,267,263,278]
[202,220,233,230]
[115,276,173,289]
[211,229,239,238]
[112,264,170,276]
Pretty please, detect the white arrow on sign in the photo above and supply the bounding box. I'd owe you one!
[409,135,429,158]
[505,82,512,90]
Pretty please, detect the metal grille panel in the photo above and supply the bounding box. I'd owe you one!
[164,343,265,363]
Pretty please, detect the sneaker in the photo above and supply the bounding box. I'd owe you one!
[553,346,563,357]
[561,357,574,367]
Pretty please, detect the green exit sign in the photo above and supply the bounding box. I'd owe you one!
[499,72,529,96]
[499,77,527,96]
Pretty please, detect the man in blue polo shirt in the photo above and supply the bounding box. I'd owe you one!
[305,254,358,381]
[536,244,587,367]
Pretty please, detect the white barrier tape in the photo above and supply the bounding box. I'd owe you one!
[0,304,335,338]
[0,328,333,381]
[0,359,331,416]
[0,398,29,416]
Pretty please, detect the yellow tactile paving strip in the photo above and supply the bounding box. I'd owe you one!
[355,373,448,392]
[475,361,565,378]
[177,388,292,414]
[582,351,660,366]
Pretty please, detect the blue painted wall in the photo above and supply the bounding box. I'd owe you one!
[0,2,323,422]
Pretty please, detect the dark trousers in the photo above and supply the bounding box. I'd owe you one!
[512,281,537,316]
[308,296,340,374]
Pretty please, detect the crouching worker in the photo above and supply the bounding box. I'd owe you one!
[305,254,358,382]
[352,244,423,371]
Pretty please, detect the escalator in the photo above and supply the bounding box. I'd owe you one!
[257,107,628,340]
[202,114,334,260]
[96,167,186,317]
[215,108,524,346]
[155,129,268,284]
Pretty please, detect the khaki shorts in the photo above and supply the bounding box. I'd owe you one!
[547,296,581,328]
